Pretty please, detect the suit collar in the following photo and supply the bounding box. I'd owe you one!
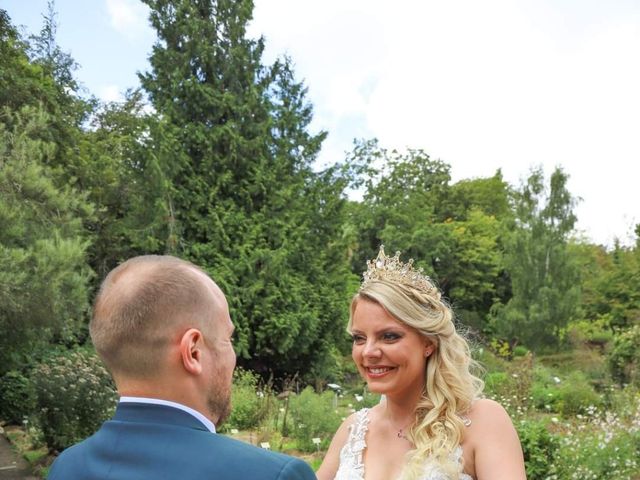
[119,397,216,432]
[113,401,212,432]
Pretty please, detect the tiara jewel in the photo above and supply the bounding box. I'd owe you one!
[361,245,436,294]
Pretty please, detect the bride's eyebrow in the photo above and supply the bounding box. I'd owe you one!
[351,327,406,336]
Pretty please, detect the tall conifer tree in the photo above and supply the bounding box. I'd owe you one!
[139,0,353,378]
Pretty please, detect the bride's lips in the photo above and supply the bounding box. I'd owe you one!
[363,365,396,378]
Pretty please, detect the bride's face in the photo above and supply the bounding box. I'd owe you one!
[350,298,432,398]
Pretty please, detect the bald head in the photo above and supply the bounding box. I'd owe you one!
[90,255,223,380]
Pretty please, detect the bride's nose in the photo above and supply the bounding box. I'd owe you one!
[362,340,382,358]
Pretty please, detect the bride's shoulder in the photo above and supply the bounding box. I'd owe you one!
[469,397,507,413]
[464,398,517,443]
[467,398,511,422]
[334,407,369,437]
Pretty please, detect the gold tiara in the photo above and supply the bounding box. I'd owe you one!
[361,245,437,294]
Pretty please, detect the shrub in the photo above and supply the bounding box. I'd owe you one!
[556,373,601,417]
[567,317,613,348]
[474,347,509,373]
[0,370,35,424]
[608,325,640,386]
[530,382,559,412]
[512,345,529,358]
[489,338,512,359]
[531,371,601,416]
[31,349,117,452]
[224,368,274,431]
[483,371,516,399]
[516,419,559,480]
[288,387,341,452]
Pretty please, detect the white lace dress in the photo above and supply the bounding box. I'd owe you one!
[334,408,473,480]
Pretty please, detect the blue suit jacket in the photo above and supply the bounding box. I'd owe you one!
[47,402,316,479]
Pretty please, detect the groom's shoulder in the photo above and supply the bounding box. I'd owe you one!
[208,434,315,478]
[47,424,315,479]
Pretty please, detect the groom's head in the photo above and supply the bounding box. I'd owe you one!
[90,255,236,425]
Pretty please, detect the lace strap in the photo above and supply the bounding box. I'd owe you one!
[348,408,370,453]
[334,408,370,479]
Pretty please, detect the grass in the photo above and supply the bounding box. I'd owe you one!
[2,425,53,479]
[23,448,48,463]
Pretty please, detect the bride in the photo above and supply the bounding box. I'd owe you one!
[316,247,526,480]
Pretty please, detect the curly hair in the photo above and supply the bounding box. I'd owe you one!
[349,279,484,479]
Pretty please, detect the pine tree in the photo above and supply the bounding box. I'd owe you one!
[0,107,93,374]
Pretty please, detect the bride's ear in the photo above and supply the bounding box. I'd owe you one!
[424,340,435,358]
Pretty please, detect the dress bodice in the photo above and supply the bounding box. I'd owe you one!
[334,408,473,480]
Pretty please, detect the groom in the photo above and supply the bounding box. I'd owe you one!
[48,255,315,479]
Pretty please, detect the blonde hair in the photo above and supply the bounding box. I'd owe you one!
[349,279,484,479]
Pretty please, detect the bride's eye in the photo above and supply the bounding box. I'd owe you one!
[351,334,366,344]
[382,332,401,341]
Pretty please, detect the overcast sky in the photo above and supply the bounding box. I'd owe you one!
[4,0,639,247]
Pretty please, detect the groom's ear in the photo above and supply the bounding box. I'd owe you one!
[179,328,204,375]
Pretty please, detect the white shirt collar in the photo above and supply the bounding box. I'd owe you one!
[119,396,216,433]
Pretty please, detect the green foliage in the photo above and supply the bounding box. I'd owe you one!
[493,166,581,350]
[442,171,513,222]
[530,369,602,416]
[346,141,507,329]
[552,399,640,479]
[579,240,640,331]
[357,392,382,409]
[538,349,608,381]
[139,0,354,378]
[0,370,35,424]
[516,419,559,480]
[76,91,172,278]
[567,317,613,348]
[483,371,515,399]
[1,6,91,173]
[556,373,602,416]
[225,368,273,431]
[2,13,92,197]
[474,346,509,373]
[438,210,503,317]
[608,325,640,386]
[31,350,117,452]
[489,338,512,359]
[0,107,93,374]
[305,346,352,389]
[512,345,529,357]
[530,384,559,412]
[288,387,341,452]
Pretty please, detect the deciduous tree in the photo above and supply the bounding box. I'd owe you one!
[493,166,580,350]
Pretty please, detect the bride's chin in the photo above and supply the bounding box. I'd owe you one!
[365,383,387,394]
